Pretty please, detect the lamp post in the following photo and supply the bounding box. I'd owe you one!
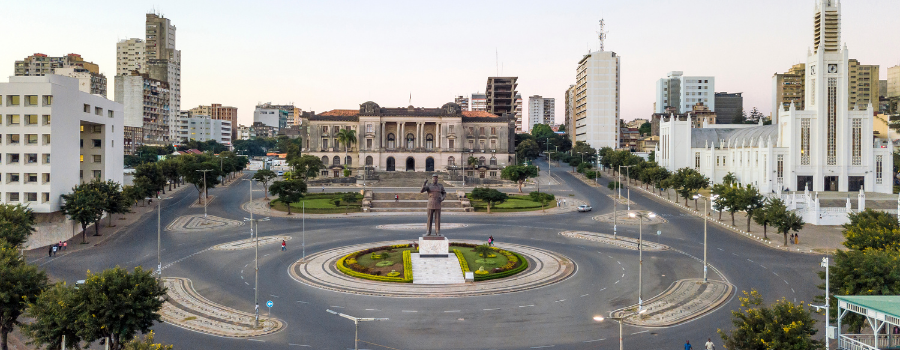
[811,257,831,350]
[628,211,656,312]
[326,309,388,350]
[243,178,270,328]
[156,194,170,281]
[692,194,717,283]
[195,169,213,218]
[593,309,647,350]
[544,137,552,184]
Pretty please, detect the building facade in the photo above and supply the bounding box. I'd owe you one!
[527,95,555,132]
[302,102,516,179]
[0,75,124,212]
[177,113,232,145]
[144,13,181,142]
[772,60,881,115]
[714,92,744,124]
[14,53,107,97]
[565,85,576,138]
[889,65,900,98]
[189,104,238,140]
[655,71,715,114]
[454,96,469,111]
[574,50,620,150]
[772,63,807,113]
[657,0,893,195]
[470,93,486,112]
[116,38,146,76]
[847,59,879,110]
[114,71,170,151]
[253,103,300,130]
[485,77,518,117]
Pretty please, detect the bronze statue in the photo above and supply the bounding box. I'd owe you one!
[421,174,446,236]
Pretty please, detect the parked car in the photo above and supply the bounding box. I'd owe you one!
[277,171,284,176]
[577,205,592,212]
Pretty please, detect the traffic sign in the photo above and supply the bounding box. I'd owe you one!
[266,300,273,308]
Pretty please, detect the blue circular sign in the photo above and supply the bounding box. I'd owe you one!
[266,300,273,308]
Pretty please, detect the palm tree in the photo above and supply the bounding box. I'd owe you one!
[336,128,357,175]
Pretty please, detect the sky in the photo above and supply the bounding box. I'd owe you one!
[2,0,899,127]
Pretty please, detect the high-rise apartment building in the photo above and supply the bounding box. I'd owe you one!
[14,53,107,97]
[114,71,171,151]
[772,60,881,117]
[574,50,620,150]
[565,85,576,138]
[714,92,743,124]
[253,103,300,131]
[772,63,807,114]
[655,71,715,114]
[527,95,555,132]
[177,113,232,145]
[886,65,900,98]
[454,96,469,111]
[0,75,124,212]
[470,93,487,111]
[188,104,238,140]
[514,94,523,133]
[116,38,146,76]
[485,77,518,117]
[848,59,879,110]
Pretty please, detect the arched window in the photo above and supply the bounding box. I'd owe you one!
[448,156,455,166]
[387,133,395,149]
[321,156,328,164]
[365,156,373,166]
[479,156,486,166]
[406,133,415,149]
[345,156,352,165]
[490,156,497,166]
[425,133,434,149]
[333,156,340,165]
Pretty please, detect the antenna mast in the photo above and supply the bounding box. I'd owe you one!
[597,19,608,52]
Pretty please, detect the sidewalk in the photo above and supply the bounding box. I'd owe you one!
[576,169,845,254]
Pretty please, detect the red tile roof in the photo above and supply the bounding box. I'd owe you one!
[461,111,498,118]
[319,109,359,117]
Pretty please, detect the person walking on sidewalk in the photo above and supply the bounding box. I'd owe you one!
[63,241,67,250]
[281,240,286,251]
[684,340,693,350]
[48,245,53,257]
[705,338,715,350]
[488,236,494,246]
[51,245,57,257]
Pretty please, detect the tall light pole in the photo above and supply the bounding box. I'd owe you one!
[693,194,716,283]
[243,178,270,328]
[196,169,213,218]
[593,309,647,350]
[545,137,552,184]
[629,211,655,312]
[811,257,831,350]
[156,194,170,280]
[326,309,388,350]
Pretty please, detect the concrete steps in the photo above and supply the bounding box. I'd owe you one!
[410,253,465,284]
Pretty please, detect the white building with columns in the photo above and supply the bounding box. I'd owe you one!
[657,0,893,195]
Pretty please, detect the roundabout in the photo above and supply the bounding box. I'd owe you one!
[592,210,669,225]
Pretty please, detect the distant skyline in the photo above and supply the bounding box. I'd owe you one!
[2,0,898,127]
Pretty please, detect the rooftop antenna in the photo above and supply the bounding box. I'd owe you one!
[597,18,608,52]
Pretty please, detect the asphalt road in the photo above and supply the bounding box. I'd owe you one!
[31,160,827,349]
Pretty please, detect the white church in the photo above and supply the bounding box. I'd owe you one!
[657,0,893,195]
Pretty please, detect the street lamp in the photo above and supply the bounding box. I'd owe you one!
[195,169,213,218]
[156,194,171,281]
[692,194,717,283]
[628,211,656,312]
[810,257,831,350]
[243,178,270,328]
[593,309,647,350]
[326,309,388,350]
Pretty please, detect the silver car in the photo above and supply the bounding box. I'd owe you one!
[577,205,592,212]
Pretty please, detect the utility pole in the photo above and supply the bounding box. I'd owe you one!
[243,178,269,328]
[196,169,213,218]
[629,211,656,312]
[326,309,388,350]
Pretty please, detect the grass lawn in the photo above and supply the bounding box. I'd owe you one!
[353,247,415,275]
[454,246,509,271]
[468,194,557,213]
[271,192,363,214]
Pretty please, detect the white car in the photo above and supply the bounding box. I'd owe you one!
[277,171,284,176]
[577,205,592,212]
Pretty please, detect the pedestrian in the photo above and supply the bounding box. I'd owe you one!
[685,340,693,350]
[795,233,799,244]
[705,338,715,350]
[52,245,57,256]
[489,236,494,246]
[395,194,399,202]
[63,241,67,250]
[790,233,794,244]
[281,240,286,251]
[149,198,153,205]
[48,245,53,257]
[322,185,325,192]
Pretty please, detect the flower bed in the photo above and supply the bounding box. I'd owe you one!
[454,249,470,274]
[336,244,414,283]
[450,243,528,281]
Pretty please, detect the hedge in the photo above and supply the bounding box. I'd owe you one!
[474,251,528,281]
[453,249,470,274]
[402,250,413,282]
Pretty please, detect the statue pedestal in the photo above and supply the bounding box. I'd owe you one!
[418,236,449,258]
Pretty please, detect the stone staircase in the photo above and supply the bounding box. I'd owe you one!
[367,171,451,188]
[410,254,466,284]
[367,192,473,212]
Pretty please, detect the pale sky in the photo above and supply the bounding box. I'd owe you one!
[2,0,898,126]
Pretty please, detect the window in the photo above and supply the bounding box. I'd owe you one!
[345,156,351,165]
[448,156,456,166]
[468,140,474,149]
[490,139,496,149]
[92,170,101,179]
[852,119,862,166]
[108,110,114,118]
[8,173,20,182]
[8,193,19,202]
[25,95,38,106]
[800,119,810,165]
[490,171,497,177]
[479,156,486,166]
[42,154,49,164]
[449,125,454,133]
[25,115,38,125]
[468,127,474,135]
[332,156,340,165]
[479,127,485,135]
[322,126,328,134]
[449,139,455,149]
[490,157,497,166]
[95,107,103,116]
[877,155,884,184]
[321,138,328,149]
[320,156,328,164]
[7,115,20,125]
[93,155,101,163]
[42,95,52,106]
[42,115,50,125]
[26,154,37,164]
[83,104,90,113]
[695,152,700,168]
[80,154,83,162]
[366,124,373,133]
[491,127,496,135]
[42,134,50,144]
[42,193,49,203]
[25,193,37,202]
[25,173,37,183]
[42,173,50,183]
[8,134,20,144]
[26,134,37,144]
[8,95,20,106]
[92,139,101,148]
[366,138,372,149]
[7,154,19,164]
[827,77,837,165]
[92,125,102,133]
[777,155,784,180]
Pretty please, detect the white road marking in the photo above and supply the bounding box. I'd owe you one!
[245,263,249,268]
[244,282,249,285]
[248,339,265,342]
[580,294,590,297]
[583,339,605,343]
[483,308,500,311]
[288,344,311,347]
[519,305,535,308]
[717,248,724,251]
[296,301,308,304]
[621,266,625,270]
[365,309,380,311]
[731,253,738,256]
[621,273,625,278]
[617,261,621,264]
[241,269,244,274]
[241,276,244,279]
[270,295,279,298]
[444,310,461,313]
[530,346,554,349]
[599,288,606,292]
[784,280,789,285]
[330,305,344,309]
[554,299,566,303]
[401,310,418,313]
[631,330,649,335]
[773,272,779,276]
[263,254,270,257]
[760,266,767,269]
[791,288,795,293]
[615,280,620,284]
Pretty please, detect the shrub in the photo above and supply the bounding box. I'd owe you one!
[529,191,555,203]
[337,251,408,283]
[402,250,413,282]
[454,249,470,274]
[577,162,593,174]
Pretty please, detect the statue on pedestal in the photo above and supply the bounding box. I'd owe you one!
[421,174,446,236]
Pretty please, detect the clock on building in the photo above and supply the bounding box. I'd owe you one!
[810,66,816,75]
[828,64,838,73]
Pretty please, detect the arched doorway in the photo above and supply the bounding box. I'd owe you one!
[386,157,395,172]
[365,156,373,166]
[406,133,415,149]
[425,157,434,172]
[406,157,415,171]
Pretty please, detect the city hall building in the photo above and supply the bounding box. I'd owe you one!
[303,101,516,178]
[657,0,893,194]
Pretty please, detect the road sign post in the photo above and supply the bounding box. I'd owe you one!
[266,300,273,317]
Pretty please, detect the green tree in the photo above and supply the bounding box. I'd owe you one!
[740,185,766,232]
[607,181,621,191]
[289,155,324,180]
[0,243,48,350]
[774,207,804,246]
[179,157,221,204]
[134,163,166,195]
[73,267,166,350]
[97,180,130,228]
[123,331,173,350]
[718,290,824,350]
[500,165,539,193]
[752,198,783,240]
[467,156,479,168]
[122,185,144,208]
[671,168,708,207]
[336,128,358,164]
[269,179,308,215]
[516,138,541,161]
[471,188,508,214]
[252,169,278,200]
[818,249,900,332]
[0,204,35,247]
[474,244,493,259]
[158,159,181,191]
[22,283,80,350]
[638,121,651,136]
[530,124,556,150]
[841,209,900,251]
[61,182,105,242]
[722,172,738,186]
[341,192,357,214]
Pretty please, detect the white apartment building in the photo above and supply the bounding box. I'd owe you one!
[116,38,145,76]
[254,107,282,130]
[177,114,232,145]
[113,72,170,151]
[514,94,523,133]
[655,71,715,114]
[470,93,486,111]
[527,95,555,132]
[0,75,124,213]
[574,50,620,150]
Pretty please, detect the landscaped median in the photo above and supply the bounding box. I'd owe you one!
[336,244,414,283]
[270,192,363,214]
[450,242,528,281]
